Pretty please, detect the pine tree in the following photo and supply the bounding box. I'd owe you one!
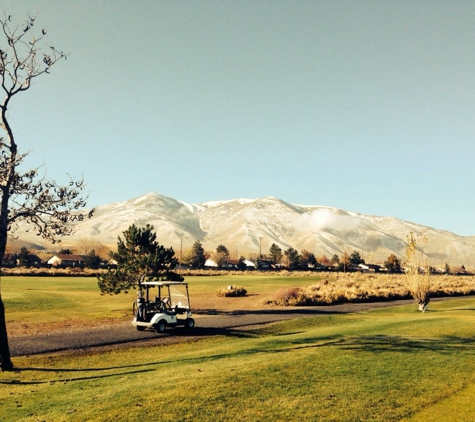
[284,247,299,268]
[189,240,206,268]
[18,247,30,267]
[216,244,230,267]
[269,243,283,264]
[350,250,365,265]
[97,224,183,295]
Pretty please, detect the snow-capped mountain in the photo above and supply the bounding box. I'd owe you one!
[15,192,475,265]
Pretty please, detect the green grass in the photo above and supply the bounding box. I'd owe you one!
[1,274,322,327]
[1,276,133,325]
[2,284,475,421]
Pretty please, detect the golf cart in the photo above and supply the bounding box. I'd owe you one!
[132,281,195,333]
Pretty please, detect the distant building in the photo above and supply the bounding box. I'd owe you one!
[204,258,218,267]
[1,253,42,268]
[257,259,277,270]
[358,263,386,273]
[244,259,256,268]
[47,254,85,268]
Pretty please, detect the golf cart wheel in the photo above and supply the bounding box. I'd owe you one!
[185,318,195,329]
[154,320,167,333]
[136,326,146,331]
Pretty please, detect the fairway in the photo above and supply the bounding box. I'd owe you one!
[2,277,475,421]
[1,274,327,336]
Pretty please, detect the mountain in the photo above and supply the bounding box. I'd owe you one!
[13,192,475,266]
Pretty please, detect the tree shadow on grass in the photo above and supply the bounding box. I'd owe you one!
[5,332,475,386]
[0,367,156,385]
[1,325,264,385]
[288,334,475,355]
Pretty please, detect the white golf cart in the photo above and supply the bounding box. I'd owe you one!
[132,281,195,333]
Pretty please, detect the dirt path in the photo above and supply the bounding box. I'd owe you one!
[9,298,417,357]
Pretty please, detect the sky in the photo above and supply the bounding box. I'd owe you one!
[2,1,475,236]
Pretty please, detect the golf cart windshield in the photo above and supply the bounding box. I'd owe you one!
[169,284,190,309]
[140,281,190,309]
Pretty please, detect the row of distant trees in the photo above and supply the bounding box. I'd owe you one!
[9,240,468,274]
[179,240,371,270]
[179,241,467,274]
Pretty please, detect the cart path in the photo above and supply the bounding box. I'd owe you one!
[9,298,429,357]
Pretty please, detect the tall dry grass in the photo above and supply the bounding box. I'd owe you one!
[265,273,475,306]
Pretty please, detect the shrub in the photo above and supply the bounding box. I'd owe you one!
[406,232,431,312]
[215,285,247,297]
[269,287,302,305]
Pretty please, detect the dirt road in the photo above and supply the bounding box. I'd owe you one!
[9,299,415,357]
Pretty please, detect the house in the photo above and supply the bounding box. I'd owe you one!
[1,253,43,268]
[257,259,277,270]
[358,263,386,273]
[244,259,256,268]
[105,259,118,269]
[2,253,18,267]
[24,254,42,267]
[204,258,218,268]
[47,254,85,268]
[300,262,326,271]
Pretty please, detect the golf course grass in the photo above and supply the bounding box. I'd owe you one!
[2,275,475,420]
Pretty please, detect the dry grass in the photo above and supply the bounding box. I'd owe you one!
[215,285,248,297]
[1,267,102,276]
[265,273,475,306]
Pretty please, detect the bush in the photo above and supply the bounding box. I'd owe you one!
[406,232,431,312]
[269,287,301,305]
[263,272,475,307]
[215,285,247,297]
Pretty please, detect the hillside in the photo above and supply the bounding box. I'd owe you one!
[12,192,475,266]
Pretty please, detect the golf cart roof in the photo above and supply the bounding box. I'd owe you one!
[141,281,188,287]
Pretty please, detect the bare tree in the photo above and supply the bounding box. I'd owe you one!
[405,231,431,312]
[0,14,92,371]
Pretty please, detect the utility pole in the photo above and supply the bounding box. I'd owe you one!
[179,237,183,272]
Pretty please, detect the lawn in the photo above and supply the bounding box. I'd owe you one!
[2,275,475,421]
[1,274,326,334]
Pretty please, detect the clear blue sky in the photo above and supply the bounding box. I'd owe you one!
[3,1,475,236]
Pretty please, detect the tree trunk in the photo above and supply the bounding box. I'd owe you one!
[0,296,13,371]
[0,202,13,370]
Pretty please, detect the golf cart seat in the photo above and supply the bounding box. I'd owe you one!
[162,297,176,315]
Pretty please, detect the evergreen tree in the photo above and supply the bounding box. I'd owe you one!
[284,247,300,268]
[349,250,365,265]
[97,224,183,294]
[216,244,230,267]
[189,240,206,268]
[18,246,30,267]
[300,249,317,268]
[84,249,101,269]
[269,243,283,264]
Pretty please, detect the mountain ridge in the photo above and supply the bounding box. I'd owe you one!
[12,192,475,266]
